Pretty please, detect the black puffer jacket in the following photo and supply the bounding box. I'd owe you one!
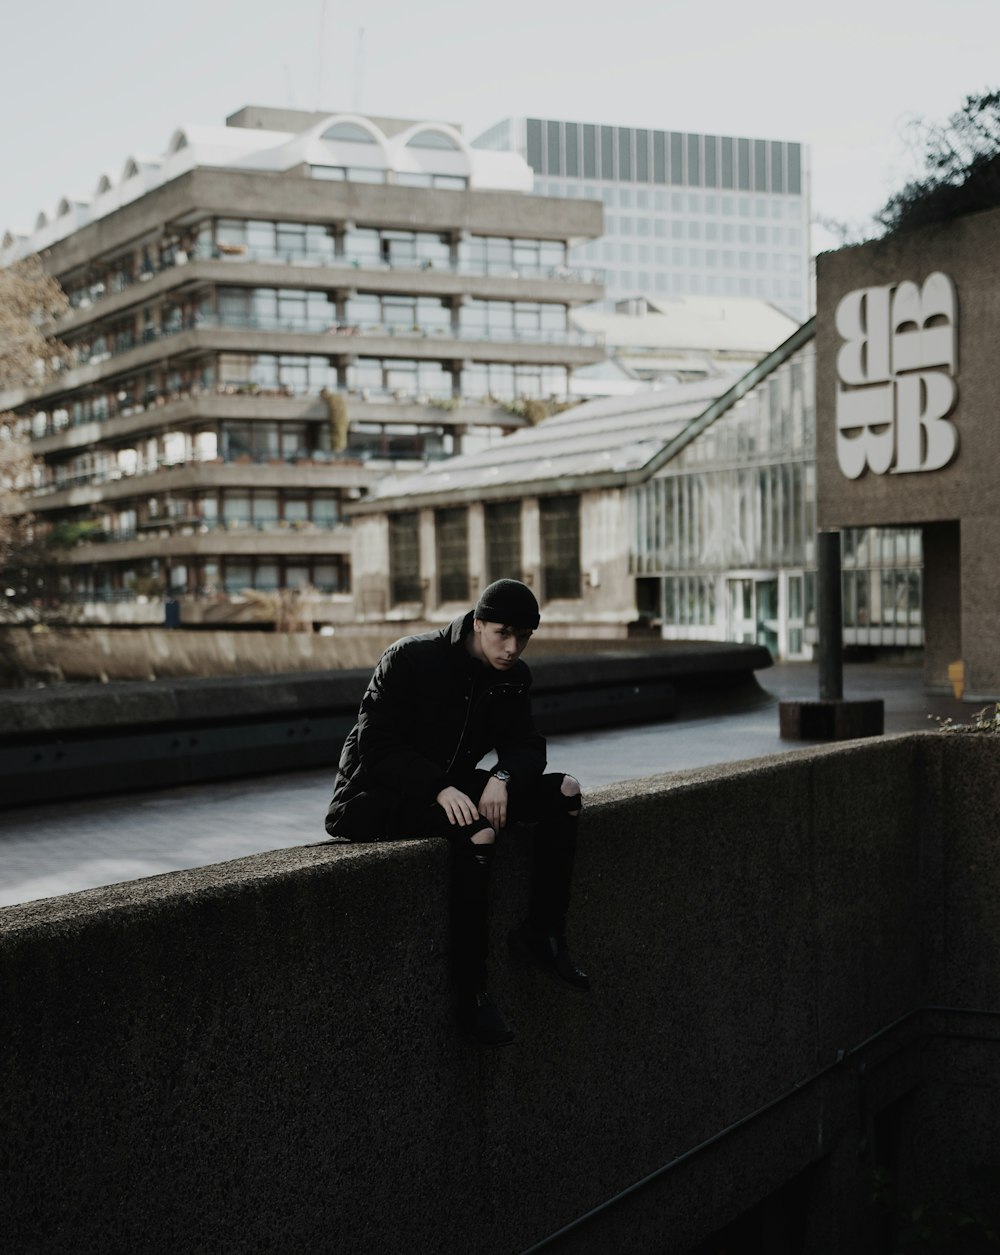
[327,612,546,832]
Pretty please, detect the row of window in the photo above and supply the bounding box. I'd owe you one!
[38,416,498,490]
[648,561,921,646]
[311,166,467,189]
[603,271,805,306]
[70,556,351,600]
[63,302,587,382]
[213,220,568,272]
[71,488,347,540]
[25,351,573,440]
[525,121,802,194]
[388,497,582,606]
[68,289,578,361]
[596,219,802,245]
[539,183,804,220]
[64,221,577,312]
[585,243,801,271]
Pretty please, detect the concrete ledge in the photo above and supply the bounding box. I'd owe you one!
[4,733,1000,1252]
[778,697,885,740]
[0,644,771,807]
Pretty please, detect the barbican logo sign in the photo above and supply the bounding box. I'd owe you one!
[834,272,958,479]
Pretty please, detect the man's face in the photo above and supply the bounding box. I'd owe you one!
[472,619,534,670]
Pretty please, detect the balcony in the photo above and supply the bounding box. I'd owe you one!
[30,457,375,511]
[27,386,531,456]
[28,320,601,410]
[64,312,601,368]
[61,517,353,566]
[59,247,605,330]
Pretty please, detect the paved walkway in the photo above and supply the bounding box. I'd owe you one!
[0,661,973,909]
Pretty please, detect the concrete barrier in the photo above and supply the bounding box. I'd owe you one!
[0,643,770,806]
[3,733,1000,1253]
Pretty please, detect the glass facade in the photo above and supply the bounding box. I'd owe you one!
[485,501,522,584]
[628,341,922,656]
[473,117,810,320]
[389,512,421,604]
[540,494,582,600]
[436,507,469,602]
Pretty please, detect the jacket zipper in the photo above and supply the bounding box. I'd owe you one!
[445,680,524,775]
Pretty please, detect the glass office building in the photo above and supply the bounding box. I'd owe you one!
[474,117,811,322]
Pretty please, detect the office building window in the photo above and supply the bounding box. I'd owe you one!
[485,500,522,583]
[390,512,421,604]
[540,495,581,600]
[436,507,469,602]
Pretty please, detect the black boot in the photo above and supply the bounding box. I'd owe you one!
[457,987,516,1048]
[509,924,591,993]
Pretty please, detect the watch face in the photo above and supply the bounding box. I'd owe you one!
[493,769,511,782]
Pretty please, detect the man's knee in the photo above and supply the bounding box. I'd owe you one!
[560,774,582,816]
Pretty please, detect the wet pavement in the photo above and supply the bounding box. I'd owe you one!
[0,660,974,909]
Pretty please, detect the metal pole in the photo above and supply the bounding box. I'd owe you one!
[817,530,843,701]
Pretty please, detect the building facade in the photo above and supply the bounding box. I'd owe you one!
[0,108,604,623]
[816,204,1000,699]
[351,323,923,660]
[474,116,811,321]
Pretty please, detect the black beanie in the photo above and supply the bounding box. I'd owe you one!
[474,579,540,629]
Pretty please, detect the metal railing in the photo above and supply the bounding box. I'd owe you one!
[64,246,605,312]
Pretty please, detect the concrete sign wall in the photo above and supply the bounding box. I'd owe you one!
[816,207,1000,697]
[834,272,958,480]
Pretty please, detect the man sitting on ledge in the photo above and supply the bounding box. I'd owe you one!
[325,579,589,1047]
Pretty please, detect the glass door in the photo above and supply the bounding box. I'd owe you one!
[727,576,779,655]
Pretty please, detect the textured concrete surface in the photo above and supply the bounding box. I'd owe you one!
[816,209,1000,698]
[3,730,1000,1253]
[0,660,970,908]
[0,643,772,806]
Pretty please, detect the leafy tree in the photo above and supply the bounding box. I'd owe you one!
[0,254,68,388]
[0,256,71,679]
[877,90,1000,236]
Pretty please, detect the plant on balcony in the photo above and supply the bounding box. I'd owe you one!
[45,519,101,549]
[321,388,350,452]
[494,397,578,426]
[242,584,317,633]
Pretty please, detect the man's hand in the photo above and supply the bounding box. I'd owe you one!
[435,786,480,827]
[477,775,509,831]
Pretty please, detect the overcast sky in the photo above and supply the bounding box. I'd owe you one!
[3,0,997,252]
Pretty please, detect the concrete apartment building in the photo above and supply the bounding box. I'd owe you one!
[0,107,604,624]
[474,116,811,321]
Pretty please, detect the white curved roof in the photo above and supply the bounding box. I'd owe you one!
[1,109,534,261]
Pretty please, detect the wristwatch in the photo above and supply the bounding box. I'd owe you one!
[491,769,512,783]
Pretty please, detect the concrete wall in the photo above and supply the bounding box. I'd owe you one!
[4,733,1000,1252]
[815,208,1000,697]
[0,626,403,684]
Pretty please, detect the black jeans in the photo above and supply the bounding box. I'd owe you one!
[329,770,580,990]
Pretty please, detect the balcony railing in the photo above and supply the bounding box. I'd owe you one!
[31,377,570,438]
[65,246,605,311]
[65,314,600,365]
[34,443,459,495]
[83,517,347,543]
